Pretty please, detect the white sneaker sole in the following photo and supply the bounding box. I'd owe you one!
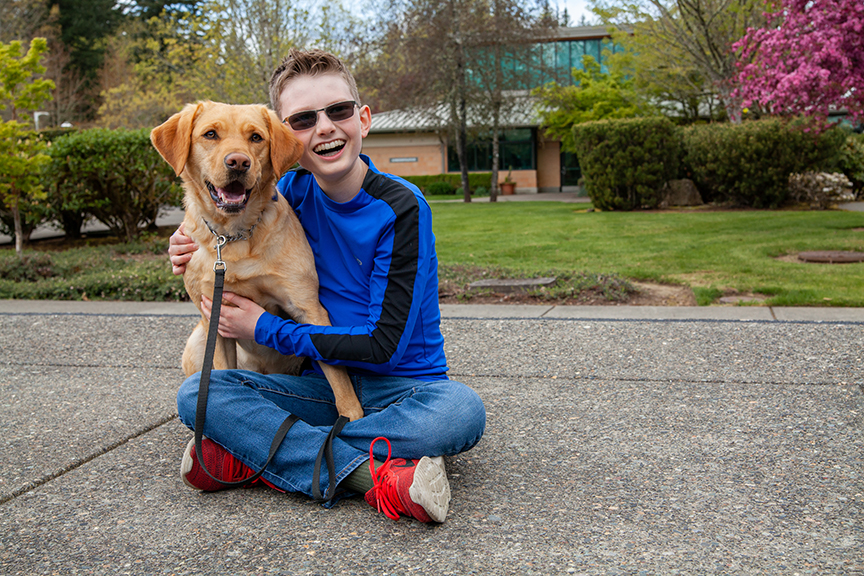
[408,456,451,523]
[180,438,198,489]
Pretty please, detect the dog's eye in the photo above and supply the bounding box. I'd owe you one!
[250,133,263,143]
[203,130,217,139]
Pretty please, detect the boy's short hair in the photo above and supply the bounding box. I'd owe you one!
[269,48,361,120]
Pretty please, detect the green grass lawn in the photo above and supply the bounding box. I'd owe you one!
[430,202,864,306]
[2,201,863,306]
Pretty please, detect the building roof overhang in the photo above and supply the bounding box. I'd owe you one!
[369,94,541,134]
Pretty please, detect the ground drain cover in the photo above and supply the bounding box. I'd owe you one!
[798,251,864,263]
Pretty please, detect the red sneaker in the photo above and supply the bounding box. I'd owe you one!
[364,437,451,523]
[180,438,278,492]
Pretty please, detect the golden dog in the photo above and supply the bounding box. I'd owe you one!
[151,101,364,421]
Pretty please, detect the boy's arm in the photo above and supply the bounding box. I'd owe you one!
[255,199,433,374]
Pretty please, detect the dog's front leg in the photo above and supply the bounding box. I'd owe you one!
[288,299,364,421]
[213,332,238,370]
[182,320,238,374]
[317,362,364,421]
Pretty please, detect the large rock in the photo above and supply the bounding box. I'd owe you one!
[788,172,855,209]
[660,179,703,208]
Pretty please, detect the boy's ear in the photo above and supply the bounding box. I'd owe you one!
[150,102,203,175]
[358,104,372,138]
[266,108,304,175]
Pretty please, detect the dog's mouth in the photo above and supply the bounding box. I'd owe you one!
[206,180,252,213]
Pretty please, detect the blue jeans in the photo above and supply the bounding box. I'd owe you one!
[177,370,486,500]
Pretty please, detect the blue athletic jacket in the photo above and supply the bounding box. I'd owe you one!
[254,155,449,381]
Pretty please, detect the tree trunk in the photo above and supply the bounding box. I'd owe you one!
[11,196,23,259]
[459,107,470,203]
[718,85,742,123]
[457,44,471,203]
[490,99,501,203]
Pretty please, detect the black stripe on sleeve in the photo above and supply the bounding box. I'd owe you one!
[309,171,419,364]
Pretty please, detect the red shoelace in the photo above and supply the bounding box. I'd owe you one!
[368,437,405,520]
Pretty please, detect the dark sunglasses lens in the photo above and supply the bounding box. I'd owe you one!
[326,103,356,121]
[288,111,317,130]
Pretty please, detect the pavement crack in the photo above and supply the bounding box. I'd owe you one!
[0,413,179,506]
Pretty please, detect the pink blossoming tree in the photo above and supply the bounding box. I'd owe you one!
[733,0,864,122]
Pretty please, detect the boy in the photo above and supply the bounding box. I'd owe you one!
[168,48,486,523]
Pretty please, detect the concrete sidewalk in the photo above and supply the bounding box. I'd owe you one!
[1,300,862,575]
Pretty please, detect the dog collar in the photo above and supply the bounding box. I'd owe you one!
[202,218,258,244]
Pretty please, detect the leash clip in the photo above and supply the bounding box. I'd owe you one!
[213,235,227,271]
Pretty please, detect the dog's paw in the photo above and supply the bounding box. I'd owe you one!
[341,406,365,421]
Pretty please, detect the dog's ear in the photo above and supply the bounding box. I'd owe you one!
[150,102,202,175]
[265,108,304,176]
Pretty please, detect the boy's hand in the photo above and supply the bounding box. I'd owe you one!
[201,292,266,341]
[168,223,198,275]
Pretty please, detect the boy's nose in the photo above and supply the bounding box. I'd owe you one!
[316,110,337,133]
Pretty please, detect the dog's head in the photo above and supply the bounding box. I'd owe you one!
[150,101,303,217]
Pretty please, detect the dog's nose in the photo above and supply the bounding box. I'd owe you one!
[224,153,251,172]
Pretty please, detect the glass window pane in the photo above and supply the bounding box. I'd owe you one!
[556,41,571,81]
[571,40,586,75]
[449,130,535,172]
[586,39,601,63]
[500,142,532,170]
[540,43,556,85]
[600,38,616,73]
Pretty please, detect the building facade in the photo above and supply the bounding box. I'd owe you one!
[362,25,615,194]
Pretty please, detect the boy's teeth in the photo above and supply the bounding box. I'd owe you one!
[315,140,345,153]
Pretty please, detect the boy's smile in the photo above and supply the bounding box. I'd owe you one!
[315,139,346,156]
[278,73,371,202]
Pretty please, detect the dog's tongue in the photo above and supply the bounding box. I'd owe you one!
[217,181,246,204]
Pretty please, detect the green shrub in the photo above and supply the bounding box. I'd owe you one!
[467,172,493,191]
[837,133,864,197]
[43,128,183,241]
[38,127,77,141]
[427,180,456,195]
[681,118,847,208]
[0,252,55,282]
[572,117,680,211]
[0,260,187,301]
[0,196,51,243]
[0,238,185,301]
[403,173,492,194]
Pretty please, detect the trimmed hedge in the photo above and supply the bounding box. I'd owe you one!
[426,180,456,195]
[42,128,183,240]
[681,118,847,208]
[838,133,864,197]
[572,117,680,211]
[402,173,492,195]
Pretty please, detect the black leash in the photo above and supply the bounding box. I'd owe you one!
[192,232,348,496]
[311,414,350,502]
[193,234,299,488]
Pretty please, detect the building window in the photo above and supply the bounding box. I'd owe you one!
[447,128,535,172]
[467,36,618,91]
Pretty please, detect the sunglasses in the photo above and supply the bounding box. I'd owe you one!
[283,101,359,131]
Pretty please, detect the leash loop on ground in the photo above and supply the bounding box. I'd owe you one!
[311,415,350,502]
